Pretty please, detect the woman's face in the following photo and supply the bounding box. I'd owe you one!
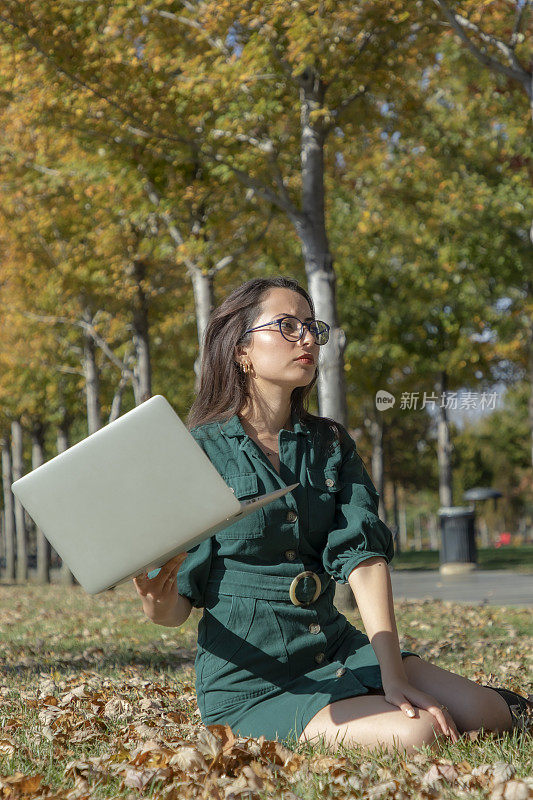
[235,288,320,388]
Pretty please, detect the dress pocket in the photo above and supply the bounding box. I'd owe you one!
[217,472,266,539]
[306,466,342,534]
[198,595,255,679]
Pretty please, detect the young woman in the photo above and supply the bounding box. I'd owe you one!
[134,276,530,754]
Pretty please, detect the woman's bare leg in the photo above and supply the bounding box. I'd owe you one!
[298,692,446,755]
[401,655,513,734]
[298,656,514,753]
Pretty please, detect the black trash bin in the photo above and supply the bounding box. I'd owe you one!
[437,506,477,574]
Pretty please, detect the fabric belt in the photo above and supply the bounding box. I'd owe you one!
[205,568,332,605]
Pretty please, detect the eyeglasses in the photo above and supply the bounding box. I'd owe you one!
[244,315,330,345]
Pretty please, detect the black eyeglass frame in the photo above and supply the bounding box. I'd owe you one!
[243,315,330,345]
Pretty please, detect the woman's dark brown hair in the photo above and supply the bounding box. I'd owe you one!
[186,276,341,445]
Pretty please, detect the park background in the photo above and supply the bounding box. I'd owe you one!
[0,2,532,798]
[0,0,531,584]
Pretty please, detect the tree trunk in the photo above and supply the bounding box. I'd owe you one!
[109,375,129,423]
[428,514,439,551]
[367,411,387,524]
[56,412,75,585]
[11,420,27,583]
[431,5,533,454]
[82,308,102,434]
[1,436,16,581]
[31,420,50,584]
[392,479,400,555]
[132,258,152,404]
[399,494,408,551]
[296,67,347,425]
[295,67,351,612]
[191,269,215,391]
[414,514,422,551]
[479,517,490,548]
[436,371,453,507]
[528,316,533,471]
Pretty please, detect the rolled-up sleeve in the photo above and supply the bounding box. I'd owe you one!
[322,427,394,583]
[176,537,213,608]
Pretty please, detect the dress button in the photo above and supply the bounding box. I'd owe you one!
[286,510,298,522]
[325,477,335,488]
[315,652,325,664]
[309,623,321,635]
[336,667,347,677]
[285,550,297,561]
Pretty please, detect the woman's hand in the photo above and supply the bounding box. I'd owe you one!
[133,553,190,626]
[382,677,461,743]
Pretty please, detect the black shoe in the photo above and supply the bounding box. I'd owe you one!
[484,686,533,732]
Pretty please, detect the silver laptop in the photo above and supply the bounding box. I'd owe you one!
[11,395,298,594]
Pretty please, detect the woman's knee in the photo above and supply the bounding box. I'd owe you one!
[299,698,446,755]
[398,708,446,752]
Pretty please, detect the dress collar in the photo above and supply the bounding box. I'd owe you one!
[218,408,309,438]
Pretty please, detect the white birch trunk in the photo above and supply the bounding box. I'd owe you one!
[32,421,50,584]
[56,413,75,585]
[11,420,27,583]
[368,413,387,524]
[109,375,129,423]
[191,269,215,391]
[295,68,351,610]
[1,437,16,581]
[297,68,347,424]
[82,308,102,434]
[132,259,152,404]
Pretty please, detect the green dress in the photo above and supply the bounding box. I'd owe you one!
[177,410,420,742]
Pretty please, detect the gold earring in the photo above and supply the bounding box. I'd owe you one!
[241,362,251,374]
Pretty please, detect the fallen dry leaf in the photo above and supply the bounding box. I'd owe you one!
[490,779,533,800]
[422,762,460,786]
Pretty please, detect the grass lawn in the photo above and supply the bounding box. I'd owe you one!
[392,545,533,572]
[0,583,531,799]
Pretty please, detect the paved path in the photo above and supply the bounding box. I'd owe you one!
[389,569,532,607]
